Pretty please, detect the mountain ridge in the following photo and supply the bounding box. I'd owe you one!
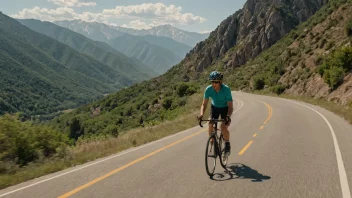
[46,0,351,141]
[0,12,154,116]
[17,18,158,79]
[53,20,209,47]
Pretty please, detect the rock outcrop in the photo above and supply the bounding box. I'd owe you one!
[181,0,328,75]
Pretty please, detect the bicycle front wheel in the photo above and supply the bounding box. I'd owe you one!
[205,136,217,177]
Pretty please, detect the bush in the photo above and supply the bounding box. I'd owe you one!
[318,46,352,89]
[324,66,345,89]
[177,83,198,97]
[252,75,265,90]
[162,97,173,110]
[270,84,287,95]
[0,114,71,166]
[345,18,352,37]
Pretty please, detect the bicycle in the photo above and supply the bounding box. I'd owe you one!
[198,118,229,177]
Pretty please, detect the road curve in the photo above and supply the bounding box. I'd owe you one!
[1,92,352,198]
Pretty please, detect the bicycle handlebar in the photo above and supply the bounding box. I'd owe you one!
[198,118,225,128]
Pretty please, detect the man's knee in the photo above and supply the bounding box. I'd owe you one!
[221,123,228,131]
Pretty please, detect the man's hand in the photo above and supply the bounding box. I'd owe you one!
[197,115,203,122]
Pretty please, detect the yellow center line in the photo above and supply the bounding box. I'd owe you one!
[58,128,207,198]
[238,141,254,156]
[263,103,272,125]
[238,100,273,156]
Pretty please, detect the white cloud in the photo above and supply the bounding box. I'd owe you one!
[102,3,206,25]
[48,0,96,7]
[11,6,106,22]
[121,20,155,30]
[11,3,206,26]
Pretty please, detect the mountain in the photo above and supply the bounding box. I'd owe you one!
[51,19,192,74]
[177,0,329,77]
[49,0,350,140]
[53,20,124,44]
[140,35,192,60]
[0,12,153,117]
[53,20,208,47]
[108,34,187,74]
[17,19,158,79]
[112,24,209,47]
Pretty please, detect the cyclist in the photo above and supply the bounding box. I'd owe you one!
[198,71,234,157]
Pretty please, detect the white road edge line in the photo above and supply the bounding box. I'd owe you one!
[0,98,244,198]
[282,98,351,198]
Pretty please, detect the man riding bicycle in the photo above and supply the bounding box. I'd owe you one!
[198,71,234,157]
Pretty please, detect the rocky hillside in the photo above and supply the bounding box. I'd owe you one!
[177,0,328,78]
[223,0,352,105]
[48,0,351,141]
[277,3,352,104]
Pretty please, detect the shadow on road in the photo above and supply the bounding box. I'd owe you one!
[210,163,271,182]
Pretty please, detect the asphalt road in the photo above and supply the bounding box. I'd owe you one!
[1,92,352,198]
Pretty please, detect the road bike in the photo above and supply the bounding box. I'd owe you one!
[198,118,228,177]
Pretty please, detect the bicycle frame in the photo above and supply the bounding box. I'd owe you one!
[199,118,228,176]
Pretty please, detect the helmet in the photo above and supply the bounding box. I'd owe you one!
[209,71,223,81]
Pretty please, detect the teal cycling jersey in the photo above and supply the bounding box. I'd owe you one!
[204,84,233,108]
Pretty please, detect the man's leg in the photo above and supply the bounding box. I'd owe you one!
[221,109,231,156]
[208,122,214,137]
[221,123,230,141]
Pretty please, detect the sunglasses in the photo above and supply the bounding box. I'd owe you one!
[211,81,221,84]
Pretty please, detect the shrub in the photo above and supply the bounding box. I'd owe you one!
[270,84,287,95]
[345,18,352,37]
[252,75,265,90]
[323,66,345,89]
[162,97,173,110]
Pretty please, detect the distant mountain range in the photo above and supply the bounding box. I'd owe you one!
[0,13,156,116]
[1,14,210,116]
[52,20,201,73]
[111,24,210,47]
[53,20,209,47]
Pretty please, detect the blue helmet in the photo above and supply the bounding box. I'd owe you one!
[209,71,223,81]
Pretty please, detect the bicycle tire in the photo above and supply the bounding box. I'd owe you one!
[219,134,228,169]
[205,135,217,177]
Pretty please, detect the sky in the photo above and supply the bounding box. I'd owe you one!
[0,0,247,33]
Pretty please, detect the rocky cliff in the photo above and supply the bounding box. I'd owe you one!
[179,0,328,76]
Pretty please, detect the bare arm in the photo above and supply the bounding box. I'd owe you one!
[227,101,233,116]
[200,99,209,116]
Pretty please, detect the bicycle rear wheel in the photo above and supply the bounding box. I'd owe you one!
[219,134,228,169]
[205,135,217,177]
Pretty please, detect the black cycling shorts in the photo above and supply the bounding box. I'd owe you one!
[210,105,228,120]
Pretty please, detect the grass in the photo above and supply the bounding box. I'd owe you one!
[0,93,210,190]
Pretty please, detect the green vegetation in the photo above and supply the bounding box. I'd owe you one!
[0,13,156,117]
[18,19,158,78]
[345,18,352,36]
[0,113,71,169]
[227,0,350,94]
[0,93,207,189]
[318,46,352,89]
[49,80,201,142]
[1,0,352,190]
